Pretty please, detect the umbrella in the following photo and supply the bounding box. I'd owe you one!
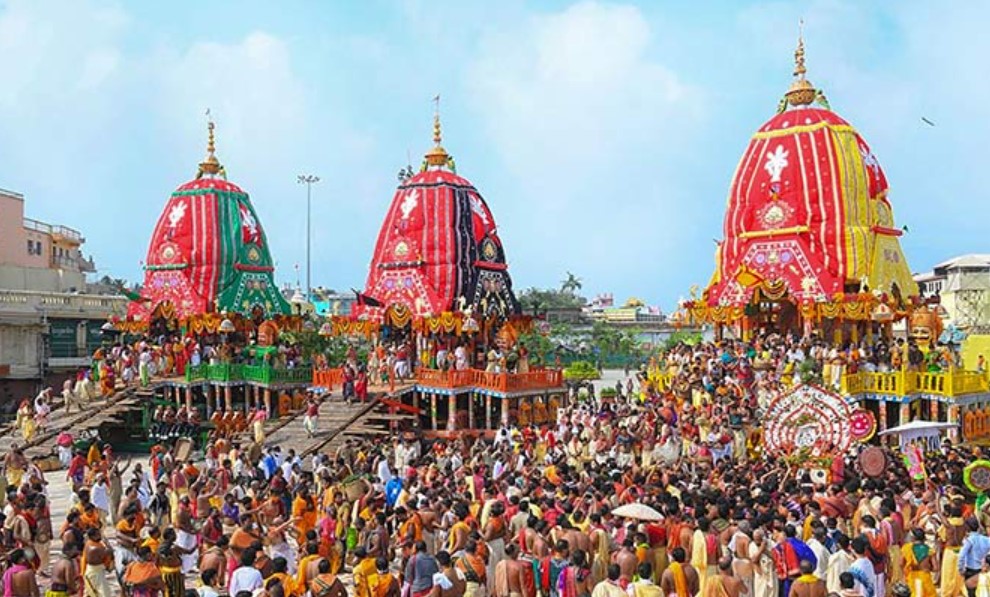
[610,503,663,521]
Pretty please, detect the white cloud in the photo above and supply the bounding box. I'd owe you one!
[0,0,127,110]
[466,1,703,294]
[153,32,307,176]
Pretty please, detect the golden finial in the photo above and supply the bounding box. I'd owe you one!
[197,109,223,178]
[794,20,807,78]
[424,94,451,167]
[433,94,443,146]
[784,20,817,107]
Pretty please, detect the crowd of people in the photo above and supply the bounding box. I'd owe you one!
[652,334,962,397]
[0,332,985,597]
[92,335,309,390]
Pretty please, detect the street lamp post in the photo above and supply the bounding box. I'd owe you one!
[297,174,320,302]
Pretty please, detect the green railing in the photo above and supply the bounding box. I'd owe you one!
[184,363,312,385]
[184,364,207,382]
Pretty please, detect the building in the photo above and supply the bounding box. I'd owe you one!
[309,288,355,318]
[0,187,127,398]
[914,254,990,332]
[0,188,96,291]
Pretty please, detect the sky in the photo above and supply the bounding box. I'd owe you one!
[0,0,986,311]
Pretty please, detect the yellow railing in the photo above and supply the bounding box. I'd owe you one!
[645,365,989,400]
[841,369,990,398]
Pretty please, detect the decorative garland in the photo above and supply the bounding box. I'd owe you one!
[330,317,379,339]
[687,292,911,324]
[385,304,413,328]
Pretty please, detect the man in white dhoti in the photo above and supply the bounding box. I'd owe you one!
[174,496,199,573]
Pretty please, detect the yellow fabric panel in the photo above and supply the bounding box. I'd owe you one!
[751,122,856,140]
[868,235,919,297]
[831,127,872,282]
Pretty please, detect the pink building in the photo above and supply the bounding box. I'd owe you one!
[0,187,125,397]
[0,188,94,291]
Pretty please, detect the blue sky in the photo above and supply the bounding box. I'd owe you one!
[0,0,986,310]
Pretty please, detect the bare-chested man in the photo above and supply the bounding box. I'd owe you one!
[707,557,748,597]
[83,528,114,597]
[51,541,80,596]
[613,537,639,585]
[200,535,229,592]
[661,547,700,597]
[732,520,754,595]
[494,543,534,597]
[436,550,468,597]
[175,495,198,573]
[4,446,28,489]
[559,519,590,555]
[298,541,327,590]
[194,478,219,522]
[531,520,550,558]
[788,560,825,597]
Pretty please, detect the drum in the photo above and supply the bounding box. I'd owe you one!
[859,446,887,478]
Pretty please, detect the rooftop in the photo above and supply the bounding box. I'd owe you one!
[0,187,24,200]
[934,254,990,273]
[23,217,84,243]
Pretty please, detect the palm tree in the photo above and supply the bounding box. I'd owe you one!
[560,272,583,295]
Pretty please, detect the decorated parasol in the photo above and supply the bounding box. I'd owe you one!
[964,460,990,512]
[611,503,664,522]
[964,460,990,493]
[849,409,878,442]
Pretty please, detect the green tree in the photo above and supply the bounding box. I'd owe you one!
[518,322,577,365]
[662,330,703,351]
[589,322,643,360]
[518,286,585,314]
[560,272,583,295]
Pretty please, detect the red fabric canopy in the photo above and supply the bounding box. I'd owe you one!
[706,106,917,306]
[356,168,519,321]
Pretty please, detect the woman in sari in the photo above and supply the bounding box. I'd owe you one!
[252,408,268,445]
[901,529,936,597]
[16,400,35,442]
[100,359,116,397]
[124,546,165,597]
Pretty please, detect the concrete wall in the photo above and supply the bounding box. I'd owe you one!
[0,324,41,379]
[0,265,86,292]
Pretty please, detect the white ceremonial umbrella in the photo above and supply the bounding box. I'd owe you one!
[611,503,664,521]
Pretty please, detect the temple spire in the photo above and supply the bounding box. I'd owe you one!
[424,94,451,167]
[197,109,224,179]
[784,21,817,107]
